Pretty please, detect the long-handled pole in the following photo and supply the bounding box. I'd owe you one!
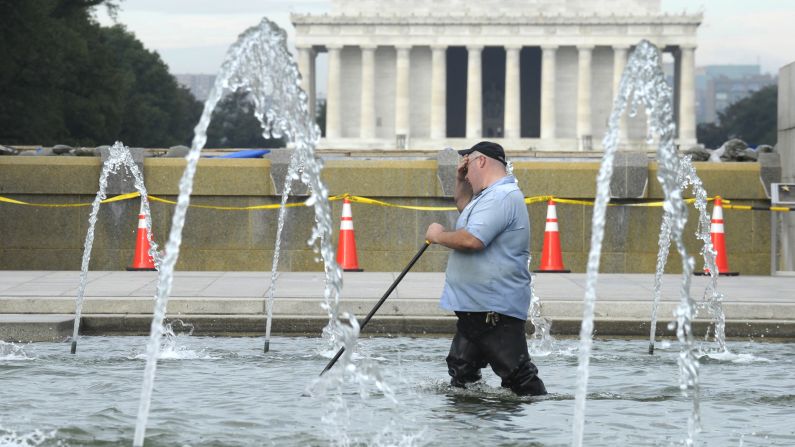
[320,241,430,376]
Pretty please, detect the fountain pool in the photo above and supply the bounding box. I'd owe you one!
[1,336,792,446]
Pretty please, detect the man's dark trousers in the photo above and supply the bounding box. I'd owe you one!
[447,311,547,396]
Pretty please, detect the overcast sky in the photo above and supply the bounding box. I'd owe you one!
[96,0,795,77]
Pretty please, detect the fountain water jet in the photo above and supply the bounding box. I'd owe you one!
[70,141,159,354]
[132,18,342,447]
[528,276,554,356]
[526,258,554,355]
[649,159,727,355]
[572,40,711,447]
[307,313,400,445]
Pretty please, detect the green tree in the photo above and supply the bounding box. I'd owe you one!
[0,0,87,144]
[0,0,201,147]
[697,85,777,149]
[205,90,285,148]
[316,98,326,138]
[101,25,202,147]
[695,122,723,150]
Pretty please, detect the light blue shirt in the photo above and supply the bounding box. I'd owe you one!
[439,175,532,320]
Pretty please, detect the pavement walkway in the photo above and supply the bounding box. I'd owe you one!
[1,271,793,341]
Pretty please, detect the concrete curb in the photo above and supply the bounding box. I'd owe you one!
[3,298,794,320]
[0,314,73,342]
[68,314,795,338]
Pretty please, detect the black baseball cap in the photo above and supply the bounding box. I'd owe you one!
[457,141,507,166]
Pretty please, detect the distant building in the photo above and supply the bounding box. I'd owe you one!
[174,74,216,102]
[292,0,701,150]
[696,65,775,124]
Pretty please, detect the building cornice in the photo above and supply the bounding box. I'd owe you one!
[291,12,702,26]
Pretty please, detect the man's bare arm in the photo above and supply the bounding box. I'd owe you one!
[454,157,473,212]
[425,224,484,251]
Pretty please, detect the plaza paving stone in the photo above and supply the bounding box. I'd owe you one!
[0,271,793,341]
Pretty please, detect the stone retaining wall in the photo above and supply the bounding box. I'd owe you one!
[0,154,776,273]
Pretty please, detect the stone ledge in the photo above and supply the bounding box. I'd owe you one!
[0,158,775,272]
[648,161,767,199]
[78,314,458,337]
[0,156,767,199]
[0,314,73,342]
[0,297,444,316]
[5,298,791,320]
[550,318,795,338]
[0,157,275,196]
[758,153,782,198]
[610,151,649,198]
[67,314,795,338]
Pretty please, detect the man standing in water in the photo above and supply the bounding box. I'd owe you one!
[425,141,547,396]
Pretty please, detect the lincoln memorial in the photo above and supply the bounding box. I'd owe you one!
[291,0,701,151]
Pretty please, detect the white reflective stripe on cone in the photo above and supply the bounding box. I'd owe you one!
[545,221,559,232]
[138,215,147,229]
[546,204,557,219]
[712,205,723,220]
[341,220,354,230]
[710,223,725,233]
[342,203,353,218]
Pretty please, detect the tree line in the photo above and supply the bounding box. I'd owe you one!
[0,0,287,149]
[696,84,777,149]
[0,0,198,147]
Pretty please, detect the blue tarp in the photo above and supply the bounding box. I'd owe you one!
[209,149,271,159]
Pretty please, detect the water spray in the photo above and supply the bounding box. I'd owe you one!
[320,242,430,376]
[572,40,705,447]
[133,18,327,447]
[70,142,159,354]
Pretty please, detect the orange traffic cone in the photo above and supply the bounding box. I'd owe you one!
[535,200,570,273]
[698,196,739,276]
[336,198,363,272]
[127,203,157,271]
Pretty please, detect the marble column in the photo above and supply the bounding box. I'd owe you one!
[577,45,594,149]
[678,45,697,145]
[430,45,447,139]
[673,49,682,139]
[359,45,376,139]
[395,45,411,139]
[504,45,522,139]
[296,46,316,121]
[325,44,342,139]
[540,45,557,140]
[466,45,483,139]
[612,45,629,142]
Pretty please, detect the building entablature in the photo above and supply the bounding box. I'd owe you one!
[292,14,701,49]
[293,34,699,52]
[290,12,702,26]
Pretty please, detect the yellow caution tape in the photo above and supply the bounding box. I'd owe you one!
[146,193,455,211]
[342,194,457,211]
[723,204,793,212]
[1,192,791,212]
[0,192,140,207]
[535,196,713,208]
[546,197,595,206]
[146,194,309,211]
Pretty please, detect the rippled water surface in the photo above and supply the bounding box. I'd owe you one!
[1,337,793,446]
